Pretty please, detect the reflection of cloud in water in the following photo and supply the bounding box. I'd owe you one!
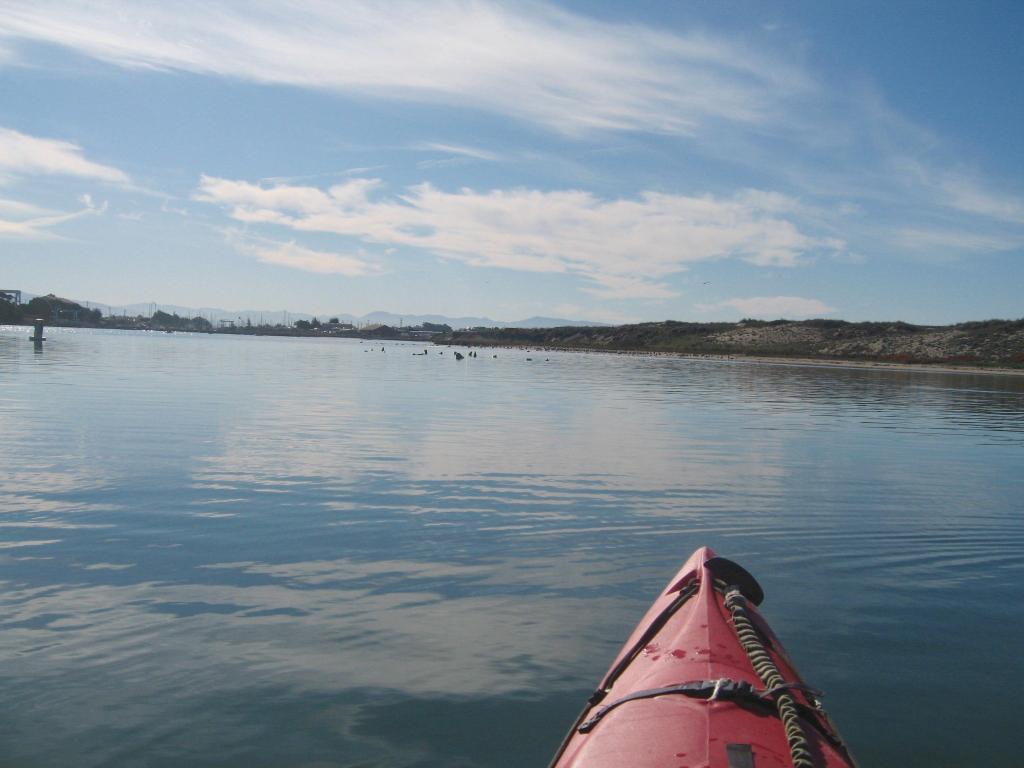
[176,370,823,584]
[0,467,116,516]
[4,333,1022,766]
[80,562,136,571]
[1,557,627,697]
[0,520,113,529]
[201,557,492,585]
[190,355,790,542]
[0,538,61,549]
[0,554,632,764]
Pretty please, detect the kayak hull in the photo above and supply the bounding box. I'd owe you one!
[550,547,854,768]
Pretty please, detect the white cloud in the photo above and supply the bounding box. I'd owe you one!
[0,1,811,137]
[196,176,838,298]
[581,274,678,300]
[225,231,383,277]
[698,296,835,319]
[199,175,380,217]
[4,0,1020,275]
[0,127,128,183]
[259,166,389,185]
[2,0,1021,275]
[0,195,105,239]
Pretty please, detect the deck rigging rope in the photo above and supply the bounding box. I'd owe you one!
[723,587,815,768]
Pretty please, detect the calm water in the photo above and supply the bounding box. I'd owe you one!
[1,327,1022,767]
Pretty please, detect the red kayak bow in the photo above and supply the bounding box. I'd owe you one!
[550,547,855,768]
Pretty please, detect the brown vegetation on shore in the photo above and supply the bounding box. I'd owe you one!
[439,318,1024,369]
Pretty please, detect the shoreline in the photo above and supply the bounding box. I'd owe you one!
[697,352,1024,377]
[7,324,1022,376]
[456,342,1024,377]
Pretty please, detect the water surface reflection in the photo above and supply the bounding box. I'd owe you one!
[1,328,1022,766]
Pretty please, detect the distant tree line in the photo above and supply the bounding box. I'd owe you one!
[0,293,214,331]
[439,317,1024,366]
[0,292,23,323]
[151,310,213,331]
[0,293,102,324]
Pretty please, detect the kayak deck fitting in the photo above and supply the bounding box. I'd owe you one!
[549,547,856,768]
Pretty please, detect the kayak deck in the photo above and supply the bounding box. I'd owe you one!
[550,547,855,768]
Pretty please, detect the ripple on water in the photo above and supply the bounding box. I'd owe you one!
[0,329,1022,767]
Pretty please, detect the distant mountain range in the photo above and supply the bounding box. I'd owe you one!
[59,296,607,329]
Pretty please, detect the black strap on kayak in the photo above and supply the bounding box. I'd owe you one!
[550,558,856,768]
[577,678,770,733]
[596,580,700,694]
[546,580,700,768]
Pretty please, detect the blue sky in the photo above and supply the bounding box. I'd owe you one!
[1,0,1022,323]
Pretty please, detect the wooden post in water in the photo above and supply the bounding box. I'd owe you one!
[30,318,45,346]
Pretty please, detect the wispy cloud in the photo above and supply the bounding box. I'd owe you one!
[889,156,1024,226]
[0,127,128,183]
[3,0,1016,310]
[0,197,47,216]
[938,176,1024,225]
[0,193,106,239]
[895,227,1022,253]
[225,230,383,277]
[259,167,389,185]
[697,296,835,319]
[581,275,677,300]
[0,1,810,137]
[196,176,839,299]
[417,143,503,162]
